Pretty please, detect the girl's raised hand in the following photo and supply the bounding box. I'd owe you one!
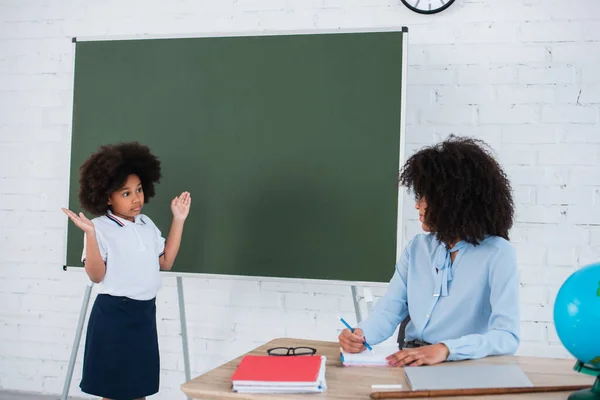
[61,208,95,235]
[171,191,191,221]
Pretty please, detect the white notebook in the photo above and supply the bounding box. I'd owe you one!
[340,345,399,366]
[404,364,533,391]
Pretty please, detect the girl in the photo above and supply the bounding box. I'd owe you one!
[339,135,520,367]
[62,142,191,400]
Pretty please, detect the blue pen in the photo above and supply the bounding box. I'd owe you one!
[338,316,374,352]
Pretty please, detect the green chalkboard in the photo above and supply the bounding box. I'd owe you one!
[66,29,407,283]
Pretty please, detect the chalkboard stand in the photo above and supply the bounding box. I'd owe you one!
[60,278,192,400]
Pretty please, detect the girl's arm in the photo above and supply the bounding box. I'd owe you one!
[62,208,106,283]
[159,192,191,271]
[83,231,106,283]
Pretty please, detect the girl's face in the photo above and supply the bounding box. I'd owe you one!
[415,197,430,232]
[108,174,144,222]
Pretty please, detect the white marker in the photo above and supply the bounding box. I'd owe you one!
[371,384,403,391]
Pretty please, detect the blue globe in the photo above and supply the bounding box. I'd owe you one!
[553,262,600,367]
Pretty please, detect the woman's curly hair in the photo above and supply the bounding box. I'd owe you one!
[79,142,162,215]
[399,135,514,246]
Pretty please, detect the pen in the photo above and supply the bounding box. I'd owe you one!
[338,316,374,352]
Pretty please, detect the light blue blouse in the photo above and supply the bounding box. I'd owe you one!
[358,233,520,361]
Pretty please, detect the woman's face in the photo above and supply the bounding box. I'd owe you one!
[415,197,430,232]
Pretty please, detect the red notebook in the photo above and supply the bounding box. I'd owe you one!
[231,355,322,383]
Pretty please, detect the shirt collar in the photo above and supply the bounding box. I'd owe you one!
[106,209,145,227]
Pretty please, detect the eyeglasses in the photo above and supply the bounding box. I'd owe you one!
[266,346,317,356]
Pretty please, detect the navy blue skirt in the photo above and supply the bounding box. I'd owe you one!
[80,294,159,400]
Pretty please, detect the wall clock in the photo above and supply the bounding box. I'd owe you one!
[401,0,456,14]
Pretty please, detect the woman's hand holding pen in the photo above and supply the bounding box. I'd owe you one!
[338,328,367,353]
[61,208,95,235]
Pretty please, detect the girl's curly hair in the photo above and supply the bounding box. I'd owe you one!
[78,142,162,215]
[399,135,514,246]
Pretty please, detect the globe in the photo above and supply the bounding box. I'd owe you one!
[553,261,600,399]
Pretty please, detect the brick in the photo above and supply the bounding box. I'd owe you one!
[495,85,554,105]
[428,44,547,65]
[520,304,553,322]
[497,144,536,166]
[519,266,576,286]
[581,65,600,84]
[228,286,283,309]
[552,43,600,65]
[519,321,546,342]
[457,65,518,85]
[422,105,476,125]
[257,10,320,30]
[591,229,600,246]
[515,204,565,224]
[577,245,600,267]
[409,67,456,86]
[553,85,585,105]
[517,65,576,85]
[435,126,502,149]
[526,225,590,246]
[406,85,434,106]
[283,292,341,311]
[405,127,436,145]
[519,21,582,43]
[508,225,528,243]
[514,243,546,265]
[519,285,546,306]
[567,206,600,225]
[434,85,493,105]
[455,22,520,44]
[541,105,598,124]
[407,47,427,66]
[538,144,597,166]
[478,105,537,124]
[516,343,571,359]
[574,86,600,105]
[546,323,561,344]
[501,125,558,144]
[512,186,535,204]
[570,167,600,186]
[560,125,600,143]
[546,245,577,267]
[406,24,458,45]
[537,186,594,206]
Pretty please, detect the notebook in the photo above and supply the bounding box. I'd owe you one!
[404,364,533,391]
[340,345,399,366]
[231,355,327,393]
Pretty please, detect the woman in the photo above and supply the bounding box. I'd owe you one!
[339,135,520,367]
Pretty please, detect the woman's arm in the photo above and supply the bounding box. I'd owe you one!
[356,240,412,345]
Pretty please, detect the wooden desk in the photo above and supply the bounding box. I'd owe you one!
[181,338,594,399]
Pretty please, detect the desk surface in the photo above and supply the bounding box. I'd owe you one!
[181,338,594,400]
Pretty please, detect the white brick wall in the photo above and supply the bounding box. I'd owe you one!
[1,0,600,398]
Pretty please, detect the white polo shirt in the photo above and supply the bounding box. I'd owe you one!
[82,210,166,301]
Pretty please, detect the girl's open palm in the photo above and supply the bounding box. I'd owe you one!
[62,208,95,235]
[171,191,191,221]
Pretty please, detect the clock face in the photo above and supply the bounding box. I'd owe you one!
[401,0,456,14]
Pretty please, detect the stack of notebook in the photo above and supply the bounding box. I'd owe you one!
[231,355,327,393]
